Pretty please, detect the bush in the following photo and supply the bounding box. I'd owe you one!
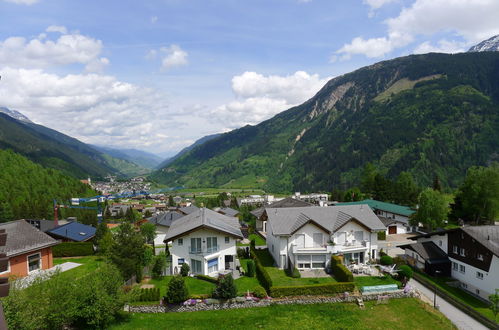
[379,249,387,257]
[377,231,386,241]
[212,274,237,300]
[270,282,355,298]
[195,274,218,284]
[380,255,394,265]
[250,249,272,292]
[285,266,301,278]
[250,239,256,250]
[237,248,246,259]
[137,288,160,302]
[52,242,94,257]
[151,253,167,279]
[246,260,255,277]
[180,263,190,277]
[330,256,353,282]
[393,256,407,267]
[398,265,413,282]
[165,276,189,304]
[252,286,267,298]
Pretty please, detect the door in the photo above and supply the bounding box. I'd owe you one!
[191,259,202,274]
[388,226,397,234]
[225,255,233,269]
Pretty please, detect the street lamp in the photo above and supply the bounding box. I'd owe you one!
[434,270,441,308]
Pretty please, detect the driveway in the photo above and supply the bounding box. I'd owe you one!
[408,278,488,330]
[379,233,417,257]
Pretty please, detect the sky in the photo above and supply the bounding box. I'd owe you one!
[1,0,499,158]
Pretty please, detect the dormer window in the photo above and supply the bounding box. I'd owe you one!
[460,248,465,257]
[477,253,484,261]
[452,246,458,254]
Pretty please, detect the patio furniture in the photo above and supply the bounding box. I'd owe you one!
[356,297,365,309]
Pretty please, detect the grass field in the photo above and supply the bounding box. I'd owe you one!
[110,298,454,330]
[415,272,495,321]
[149,276,215,297]
[53,256,104,279]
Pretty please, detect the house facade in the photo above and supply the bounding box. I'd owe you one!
[164,208,243,277]
[0,220,59,278]
[266,205,385,270]
[147,211,185,245]
[252,197,313,233]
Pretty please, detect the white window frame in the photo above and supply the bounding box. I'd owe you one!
[476,271,483,280]
[452,245,458,254]
[477,253,484,261]
[178,238,183,246]
[460,248,466,257]
[459,264,465,273]
[225,236,230,244]
[27,252,42,274]
[313,233,324,248]
[178,258,185,265]
[452,262,458,271]
[207,258,218,274]
[0,259,10,275]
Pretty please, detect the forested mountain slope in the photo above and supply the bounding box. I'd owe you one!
[151,52,499,192]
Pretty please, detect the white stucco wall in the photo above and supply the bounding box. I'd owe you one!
[450,255,499,300]
[169,228,237,276]
[385,222,408,235]
[154,226,169,246]
[376,210,409,223]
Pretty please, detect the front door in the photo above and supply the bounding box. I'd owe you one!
[225,255,233,269]
[388,226,397,234]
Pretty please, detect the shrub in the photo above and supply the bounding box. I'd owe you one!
[330,256,353,282]
[151,252,167,279]
[377,231,386,241]
[270,282,355,298]
[380,255,394,265]
[398,265,413,284]
[252,286,267,298]
[246,260,255,277]
[285,266,301,278]
[165,276,189,304]
[180,263,190,277]
[379,249,387,257]
[137,288,160,302]
[393,256,407,267]
[237,248,246,259]
[195,274,218,284]
[52,242,94,257]
[250,249,272,292]
[250,238,256,250]
[212,274,237,300]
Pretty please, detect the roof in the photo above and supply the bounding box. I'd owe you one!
[178,205,199,215]
[164,208,243,242]
[400,241,449,263]
[0,220,59,257]
[24,219,58,232]
[379,217,407,227]
[217,207,240,217]
[336,199,415,217]
[251,197,313,219]
[47,221,96,242]
[267,205,386,236]
[148,211,184,227]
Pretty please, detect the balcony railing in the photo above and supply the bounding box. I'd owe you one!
[189,245,219,254]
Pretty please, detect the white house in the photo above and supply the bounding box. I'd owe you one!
[164,208,243,277]
[147,211,185,245]
[265,205,386,270]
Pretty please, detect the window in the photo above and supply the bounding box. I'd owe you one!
[476,272,483,280]
[462,283,467,289]
[178,238,183,246]
[477,253,484,261]
[459,264,465,273]
[336,232,346,245]
[312,255,326,268]
[452,246,458,254]
[178,258,185,265]
[452,262,458,271]
[313,233,324,247]
[438,240,442,247]
[460,248,466,257]
[207,258,218,273]
[297,254,311,269]
[28,253,41,273]
[190,238,201,253]
[354,231,364,242]
[191,259,202,274]
[294,234,305,248]
[0,260,10,275]
[225,236,230,244]
[207,237,218,253]
[476,289,480,295]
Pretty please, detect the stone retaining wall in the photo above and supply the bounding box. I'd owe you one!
[126,290,414,313]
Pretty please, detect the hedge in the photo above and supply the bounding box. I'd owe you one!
[195,274,218,284]
[330,256,353,282]
[52,242,94,257]
[136,288,161,302]
[270,282,355,298]
[250,247,273,292]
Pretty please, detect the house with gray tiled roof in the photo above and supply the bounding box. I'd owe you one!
[0,220,59,277]
[251,197,313,233]
[164,208,243,277]
[147,211,185,245]
[265,205,385,270]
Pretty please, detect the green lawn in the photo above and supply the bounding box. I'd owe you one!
[237,234,267,246]
[354,275,400,288]
[110,298,454,330]
[53,256,104,279]
[148,276,215,297]
[415,272,495,322]
[234,276,261,295]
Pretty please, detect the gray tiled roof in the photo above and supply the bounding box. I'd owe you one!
[267,205,385,236]
[463,225,499,257]
[218,207,240,217]
[164,208,243,242]
[0,220,59,257]
[178,205,200,215]
[400,241,449,262]
[148,211,184,227]
[251,197,313,219]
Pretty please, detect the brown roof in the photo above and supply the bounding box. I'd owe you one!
[0,220,59,257]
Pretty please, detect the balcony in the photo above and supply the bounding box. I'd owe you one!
[189,245,219,255]
[292,245,329,254]
[330,240,368,253]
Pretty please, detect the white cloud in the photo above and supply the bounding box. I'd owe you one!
[363,0,397,10]
[0,27,108,71]
[46,25,67,34]
[160,45,188,71]
[337,0,499,58]
[413,39,466,54]
[208,71,330,128]
[2,0,39,4]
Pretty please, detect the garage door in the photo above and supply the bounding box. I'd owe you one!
[388,226,397,234]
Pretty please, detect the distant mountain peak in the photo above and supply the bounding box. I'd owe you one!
[0,107,32,123]
[468,35,499,52]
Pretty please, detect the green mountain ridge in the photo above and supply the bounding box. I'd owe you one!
[0,113,146,179]
[150,52,499,192]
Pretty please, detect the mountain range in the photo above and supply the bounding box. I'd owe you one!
[150,51,499,192]
[91,145,163,169]
[468,34,499,52]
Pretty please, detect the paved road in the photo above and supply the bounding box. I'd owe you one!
[408,278,488,330]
